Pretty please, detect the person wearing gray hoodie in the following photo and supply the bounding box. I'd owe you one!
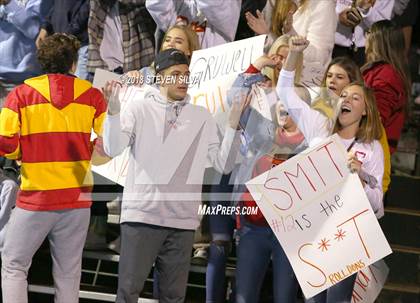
[102,48,245,303]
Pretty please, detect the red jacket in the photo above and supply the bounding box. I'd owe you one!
[363,62,406,154]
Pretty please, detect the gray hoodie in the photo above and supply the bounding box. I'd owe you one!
[103,85,240,230]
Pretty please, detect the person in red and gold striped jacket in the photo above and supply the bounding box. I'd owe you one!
[0,33,107,303]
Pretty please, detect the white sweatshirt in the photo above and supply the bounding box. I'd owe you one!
[293,0,337,68]
[145,0,241,49]
[103,85,240,230]
[335,0,394,48]
[277,69,385,218]
[263,0,337,69]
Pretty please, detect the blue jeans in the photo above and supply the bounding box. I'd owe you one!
[206,172,236,303]
[305,274,356,303]
[236,223,298,303]
[75,45,88,80]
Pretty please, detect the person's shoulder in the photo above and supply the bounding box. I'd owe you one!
[23,74,49,86]
[371,139,384,153]
[363,62,402,85]
[358,139,383,155]
[363,62,395,77]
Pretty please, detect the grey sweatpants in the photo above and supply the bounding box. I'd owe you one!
[1,207,90,303]
[116,222,194,303]
[0,177,18,251]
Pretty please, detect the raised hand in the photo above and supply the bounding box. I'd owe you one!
[102,80,122,115]
[253,54,278,70]
[289,36,310,53]
[245,10,270,35]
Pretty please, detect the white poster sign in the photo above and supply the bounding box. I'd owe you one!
[351,260,389,303]
[246,135,392,299]
[188,35,266,115]
[92,70,144,185]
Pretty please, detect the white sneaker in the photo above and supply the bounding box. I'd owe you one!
[108,236,121,254]
[84,231,108,250]
[107,197,121,215]
[192,247,208,260]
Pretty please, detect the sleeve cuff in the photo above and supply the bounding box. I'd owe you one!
[280,69,295,79]
[245,64,260,74]
[358,7,371,17]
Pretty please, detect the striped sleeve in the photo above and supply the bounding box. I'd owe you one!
[0,88,21,159]
[91,88,108,136]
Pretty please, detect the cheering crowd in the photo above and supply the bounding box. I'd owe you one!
[0,0,417,302]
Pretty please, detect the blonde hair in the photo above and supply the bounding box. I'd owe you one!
[332,82,382,143]
[263,35,303,85]
[271,0,308,37]
[161,25,200,57]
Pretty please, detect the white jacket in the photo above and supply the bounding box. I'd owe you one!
[145,0,241,49]
[103,85,240,230]
[293,0,337,68]
[335,0,394,48]
[263,0,337,70]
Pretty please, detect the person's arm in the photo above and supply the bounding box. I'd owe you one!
[36,0,55,48]
[207,121,241,174]
[301,0,337,65]
[207,115,242,175]
[102,82,137,157]
[361,141,385,218]
[39,3,52,33]
[277,37,329,143]
[1,0,43,40]
[196,0,241,42]
[90,88,111,165]
[145,0,177,32]
[68,0,90,37]
[226,61,267,108]
[208,93,250,174]
[359,0,394,28]
[277,69,328,144]
[0,89,21,160]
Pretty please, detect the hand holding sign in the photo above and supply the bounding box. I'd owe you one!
[245,10,270,35]
[289,36,310,53]
[103,80,122,115]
